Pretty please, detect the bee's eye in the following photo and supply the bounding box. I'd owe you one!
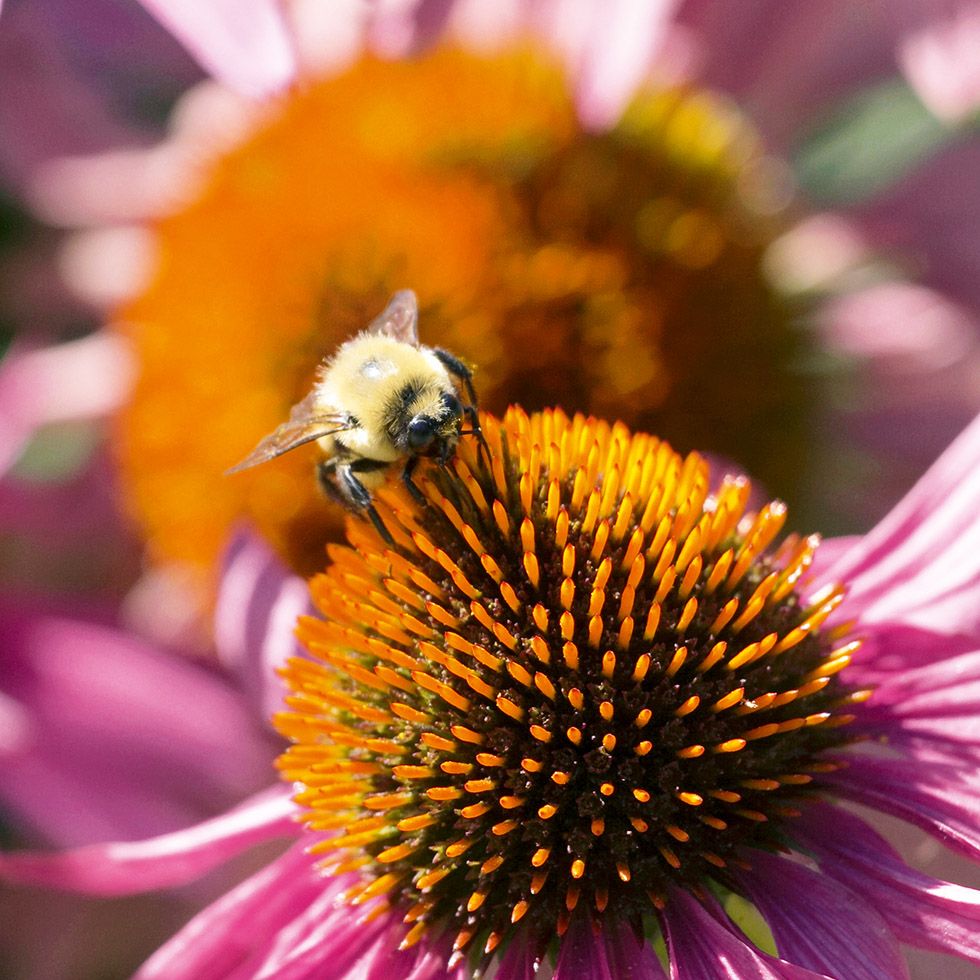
[407,417,435,451]
[441,392,462,418]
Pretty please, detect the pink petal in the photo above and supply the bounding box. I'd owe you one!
[58,225,156,307]
[136,0,297,98]
[0,454,139,599]
[0,603,274,845]
[31,146,201,226]
[766,214,871,295]
[676,1,895,152]
[436,0,683,130]
[867,736,980,770]
[856,140,980,315]
[569,0,681,130]
[662,889,829,979]
[240,891,456,980]
[0,332,134,475]
[805,534,861,585]
[816,282,980,531]
[554,915,667,979]
[214,528,311,722]
[898,1,980,121]
[825,753,980,862]
[0,0,144,188]
[402,0,457,48]
[795,802,980,966]
[495,931,544,980]
[843,623,980,686]
[0,786,297,894]
[813,412,980,638]
[287,0,372,76]
[737,851,908,980]
[134,840,331,979]
[822,282,976,374]
[852,645,980,746]
[137,835,460,980]
[369,0,454,58]
[30,82,260,228]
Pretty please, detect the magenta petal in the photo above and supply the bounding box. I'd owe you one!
[815,282,980,531]
[883,739,980,772]
[214,528,311,722]
[136,0,297,97]
[676,1,896,152]
[0,332,134,475]
[134,840,330,980]
[0,786,298,895]
[826,754,980,861]
[248,901,453,980]
[795,802,980,966]
[0,0,151,188]
[813,412,980,638]
[572,0,680,129]
[369,0,454,58]
[853,646,980,746]
[805,534,861,589]
[0,453,136,575]
[554,916,616,980]
[603,917,669,979]
[856,141,980,316]
[554,915,667,979]
[738,851,908,979]
[0,603,274,846]
[898,1,980,121]
[495,930,544,980]
[662,889,829,979]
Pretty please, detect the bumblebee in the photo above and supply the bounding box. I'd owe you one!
[229,290,481,542]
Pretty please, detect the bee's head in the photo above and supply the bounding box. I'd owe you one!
[406,391,463,460]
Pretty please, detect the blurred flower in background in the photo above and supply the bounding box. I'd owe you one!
[1,0,980,977]
[5,0,979,635]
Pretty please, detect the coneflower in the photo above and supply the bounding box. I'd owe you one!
[7,406,980,978]
[277,406,862,968]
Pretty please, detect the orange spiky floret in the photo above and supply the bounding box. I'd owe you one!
[275,407,860,959]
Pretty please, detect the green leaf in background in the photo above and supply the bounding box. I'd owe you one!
[794,77,971,205]
[11,421,102,483]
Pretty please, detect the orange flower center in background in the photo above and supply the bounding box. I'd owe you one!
[116,46,802,584]
[276,408,863,964]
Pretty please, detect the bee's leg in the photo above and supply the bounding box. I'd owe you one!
[347,459,395,545]
[316,457,347,505]
[432,348,478,408]
[461,403,490,468]
[401,455,428,508]
[321,458,394,546]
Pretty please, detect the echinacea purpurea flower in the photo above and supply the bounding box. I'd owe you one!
[116,47,802,586]
[7,406,980,975]
[275,405,866,968]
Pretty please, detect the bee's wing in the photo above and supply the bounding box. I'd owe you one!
[226,390,352,473]
[366,289,419,346]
